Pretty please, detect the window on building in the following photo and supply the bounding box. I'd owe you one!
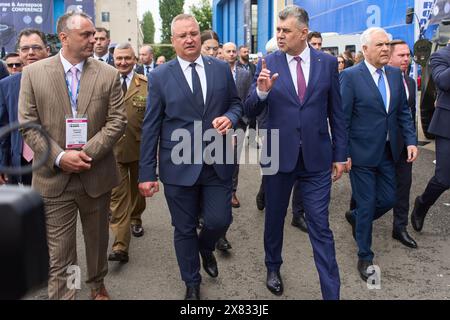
[102,12,110,22]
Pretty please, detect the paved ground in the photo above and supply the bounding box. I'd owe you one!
[26,137,450,300]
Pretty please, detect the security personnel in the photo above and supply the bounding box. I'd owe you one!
[109,43,147,263]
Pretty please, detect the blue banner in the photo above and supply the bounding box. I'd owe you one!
[0,0,54,54]
[64,0,95,21]
[294,0,415,48]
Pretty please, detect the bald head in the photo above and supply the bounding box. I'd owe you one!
[222,42,237,66]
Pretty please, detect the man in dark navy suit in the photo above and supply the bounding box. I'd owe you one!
[0,29,50,186]
[93,27,115,66]
[340,28,417,282]
[245,5,347,300]
[138,14,242,300]
[411,41,450,232]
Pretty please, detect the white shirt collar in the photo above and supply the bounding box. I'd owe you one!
[286,45,310,64]
[120,70,134,80]
[364,60,385,75]
[60,50,85,74]
[94,53,110,61]
[177,55,204,72]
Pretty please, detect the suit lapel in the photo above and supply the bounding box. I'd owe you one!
[359,62,386,113]
[276,51,300,106]
[44,55,72,116]
[302,48,321,107]
[125,74,139,101]
[169,59,202,116]
[385,67,396,115]
[203,55,214,115]
[77,58,99,116]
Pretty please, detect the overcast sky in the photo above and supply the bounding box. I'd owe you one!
[137,0,211,43]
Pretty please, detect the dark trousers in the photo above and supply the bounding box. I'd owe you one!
[264,147,340,300]
[8,157,32,186]
[350,147,413,232]
[420,136,450,206]
[291,180,305,217]
[393,148,413,231]
[164,165,232,286]
[349,143,396,261]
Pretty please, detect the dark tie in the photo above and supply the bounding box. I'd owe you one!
[122,75,128,95]
[146,65,151,76]
[190,62,204,113]
[376,69,388,111]
[293,56,307,103]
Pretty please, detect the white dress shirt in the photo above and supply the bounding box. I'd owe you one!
[257,46,311,100]
[121,71,134,90]
[94,53,109,62]
[364,60,391,111]
[177,55,207,104]
[56,50,86,167]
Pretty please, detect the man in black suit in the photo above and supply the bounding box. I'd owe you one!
[93,27,115,66]
[388,40,418,248]
[135,45,156,77]
[411,42,450,231]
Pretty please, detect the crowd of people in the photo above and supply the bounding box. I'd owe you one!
[0,4,449,301]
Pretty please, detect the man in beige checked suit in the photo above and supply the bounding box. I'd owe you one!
[18,11,126,300]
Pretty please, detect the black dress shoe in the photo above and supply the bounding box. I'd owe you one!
[256,192,265,211]
[411,196,430,232]
[392,229,417,248]
[291,214,308,233]
[200,251,218,278]
[185,285,200,300]
[108,250,129,263]
[266,270,283,296]
[357,259,375,282]
[216,237,232,251]
[131,224,144,237]
[345,210,356,240]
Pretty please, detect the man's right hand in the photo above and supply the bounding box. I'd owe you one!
[257,59,279,92]
[60,150,92,173]
[0,173,8,185]
[139,181,160,197]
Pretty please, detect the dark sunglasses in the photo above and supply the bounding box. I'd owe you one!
[7,63,22,68]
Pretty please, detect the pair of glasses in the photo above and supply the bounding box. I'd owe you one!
[19,45,44,53]
[7,63,22,68]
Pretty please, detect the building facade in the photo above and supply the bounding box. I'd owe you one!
[53,0,142,53]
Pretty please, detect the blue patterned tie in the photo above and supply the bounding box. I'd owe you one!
[376,69,388,111]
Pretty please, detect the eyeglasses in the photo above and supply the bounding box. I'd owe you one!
[7,63,23,68]
[19,45,45,53]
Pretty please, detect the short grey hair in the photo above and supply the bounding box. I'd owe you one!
[171,13,199,36]
[141,44,153,54]
[115,42,133,50]
[278,5,309,28]
[360,27,391,46]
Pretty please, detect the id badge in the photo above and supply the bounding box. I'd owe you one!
[65,115,88,149]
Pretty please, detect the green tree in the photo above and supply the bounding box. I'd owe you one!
[190,0,212,31]
[142,11,155,44]
[159,0,184,44]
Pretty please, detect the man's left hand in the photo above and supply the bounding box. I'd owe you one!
[407,145,419,163]
[212,116,232,135]
[332,162,345,182]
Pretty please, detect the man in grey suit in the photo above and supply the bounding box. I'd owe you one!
[217,42,252,251]
[18,11,126,300]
